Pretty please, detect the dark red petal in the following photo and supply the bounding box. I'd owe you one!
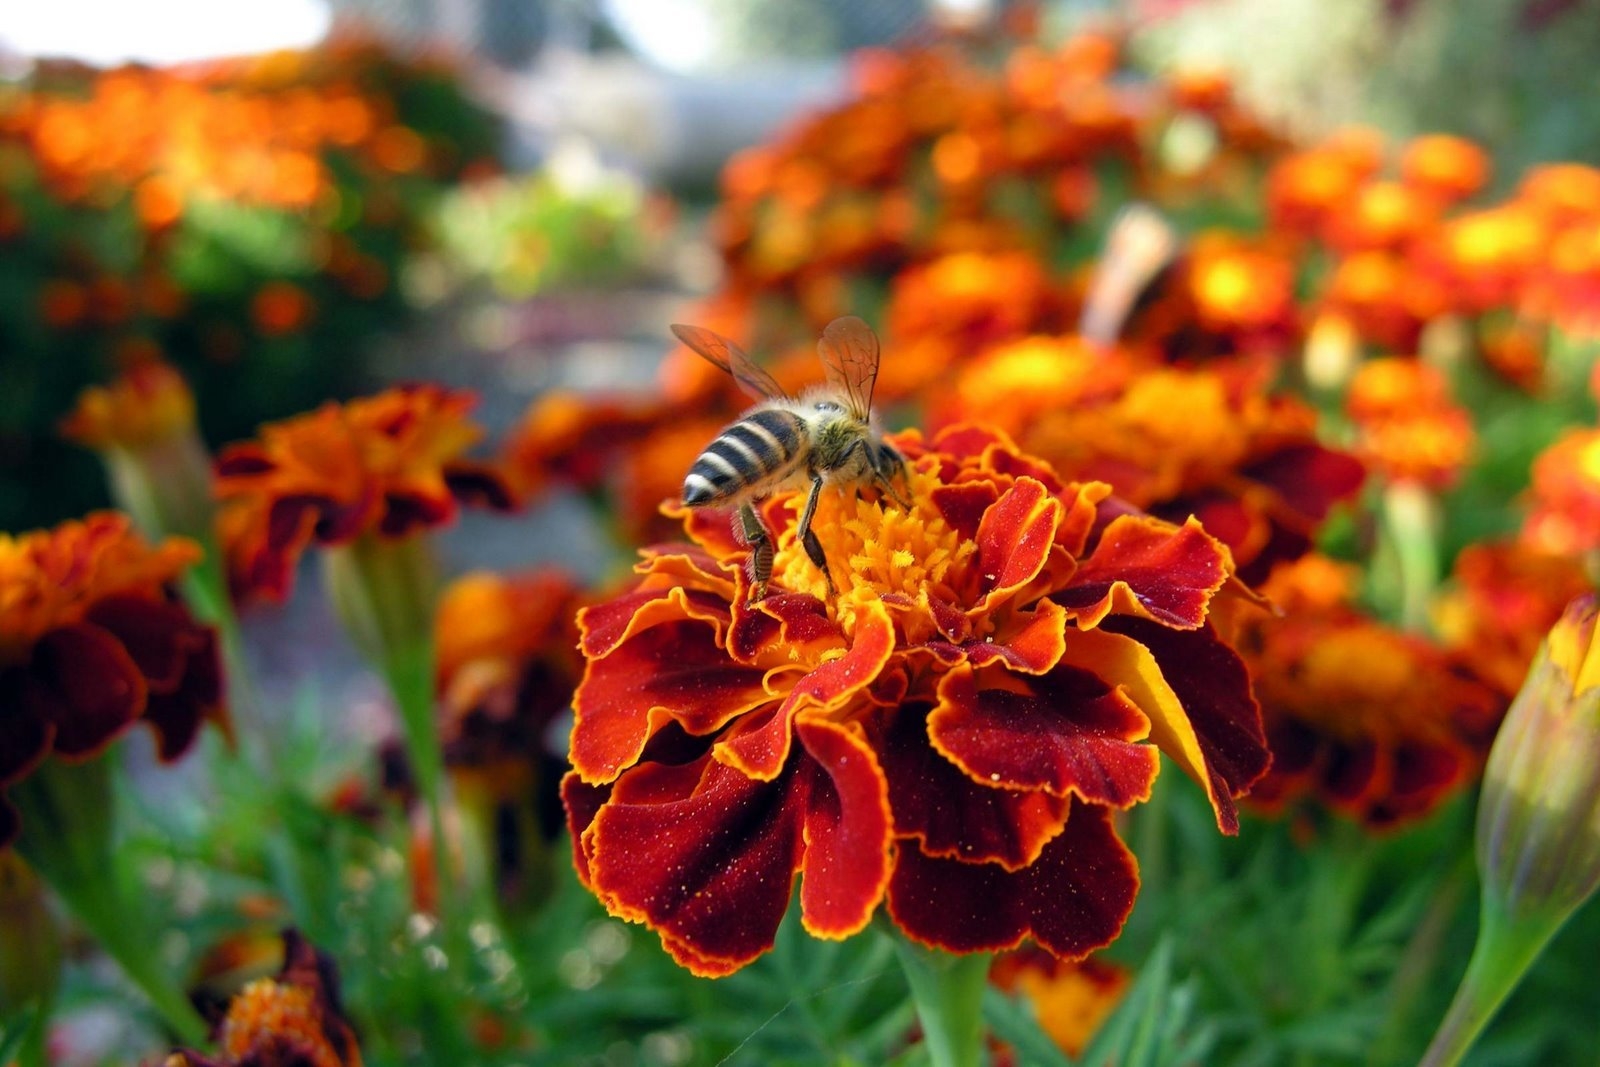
[584,754,802,975]
[887,802,1139,959]
[85,594,205,693]
[142,628,225,762]
[974,478,1062,606]
[729,593,842,665]
[571,618,772,783]
[29,623,147,758]
[1322,737,1381,806]
[1056,516,1229,630]
[379,489,456,536]
[793,718,893,940]
[213,444,275,477]
[928,665,1158,808]
[879,699,1070,871]
[930,483,1000,542]
[561,771,612,888]
[0,670,53,786]
[1101,616,1269,826]
[1242,443,1365,523]
[445,460,520,511]
[963,600,1067,674]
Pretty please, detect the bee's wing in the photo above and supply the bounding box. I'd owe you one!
[816,316,882,419]
[1078,202,1180,346]
[670,324,789,401]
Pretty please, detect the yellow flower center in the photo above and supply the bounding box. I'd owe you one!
[770,462,974,637]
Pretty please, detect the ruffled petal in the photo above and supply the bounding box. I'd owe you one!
[85,593,205,692]
[0,669,53,787]
[1055,515,1231,630]
[927,664,1158,808]
[887,802,1139,959]
[794,719,893,941]
[972,478,1062,610]
[879,697,1070,871]
[29,623,147,759]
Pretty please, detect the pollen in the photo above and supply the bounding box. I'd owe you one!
[770,463,974,633]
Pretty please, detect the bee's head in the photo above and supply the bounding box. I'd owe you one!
[871,439,911,508]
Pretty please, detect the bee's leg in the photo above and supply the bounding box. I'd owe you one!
[738,501,772,601]
[797,473,837,597]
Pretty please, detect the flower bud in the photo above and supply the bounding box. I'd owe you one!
[1477,593,1600,920]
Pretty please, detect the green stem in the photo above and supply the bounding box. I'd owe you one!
[14,759,207,1045]
[1417,896,1563,1067]
[322,537,455,922]
[891,937,991,1067]
[1377,481,1440,634]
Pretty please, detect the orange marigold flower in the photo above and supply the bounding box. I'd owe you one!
[215,385,516,601]
[1265,133,1383,237]
[161,930,362,1067]
[1345,358,1476,489]
[947,360,1364,585]
[1434,540,1593,699]
[1522,426,1600,557]
[251,281,315,337]
[0,513,227,847]
[60,359,196,452]
[564,424,1268,975]
[1324,179,1442,253]
[1237,555,1503,827]
[991,948,1129,1060]
[1400,134,1490,204]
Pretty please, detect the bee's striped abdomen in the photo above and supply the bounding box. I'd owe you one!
[683,408,804,505]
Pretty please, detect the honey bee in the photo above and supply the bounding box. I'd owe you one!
[672,315,909,601]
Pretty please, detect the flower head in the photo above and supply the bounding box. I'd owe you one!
[1238,556,1503,827]
[990,948,1129,1060]
[1477,594,1600,920]
[564,425,1267,975]
[160,930,362,1067]
[1345,357,1476,489]
[1522,426,1600,557]
[60,359,197,452]
[0,513,227,847]
[216,385,516,601]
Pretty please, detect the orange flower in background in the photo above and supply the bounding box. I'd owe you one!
[1345,357,1476,489]
[1434,541,1594,699]
[0,513,227,847]
[1400,134,1491,205]
[1237,555,1503,827]
[947,359,1364,585]
[565,424,1267,975]
[1522,426,1600,557]
[251,281,315,336]
[60,359,197,451]
[1265,131,1383,238]
[215,385,516,601]
[160,930,362,1067]
[991,948,1129,1060]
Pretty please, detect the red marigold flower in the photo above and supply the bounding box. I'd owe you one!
[159,930,362,1067]
[215,385,516,602]
[1237,556,1504,828]
[0,513,227,847]
[564,425,1267,975]
[1345,357,1476,489]
[1522,426,1600,556]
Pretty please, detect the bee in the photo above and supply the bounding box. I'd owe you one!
[672,315,909,601]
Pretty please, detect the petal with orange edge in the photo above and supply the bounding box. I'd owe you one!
[1056,516,1230,630]
[973,478,1062,609]
[927,664,1158,808]
[887,802,1138,959]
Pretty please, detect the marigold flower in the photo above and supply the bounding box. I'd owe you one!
[1521,426,1600,557]
[947,360,1364,584]
[1400,134,1491,204]
[1434,541,1593,699]
[990,948,1128,1059]
[564,425,1267,975]
[0,513,227,847]
[1237,556,1503,827]
[160,930,362,1067]
[1345,357,1476,489]
[215,385,515,602]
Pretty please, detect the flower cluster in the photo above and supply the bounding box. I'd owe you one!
[216,384,515,601]
[0,513,227,847]
[565,425,1267,974]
